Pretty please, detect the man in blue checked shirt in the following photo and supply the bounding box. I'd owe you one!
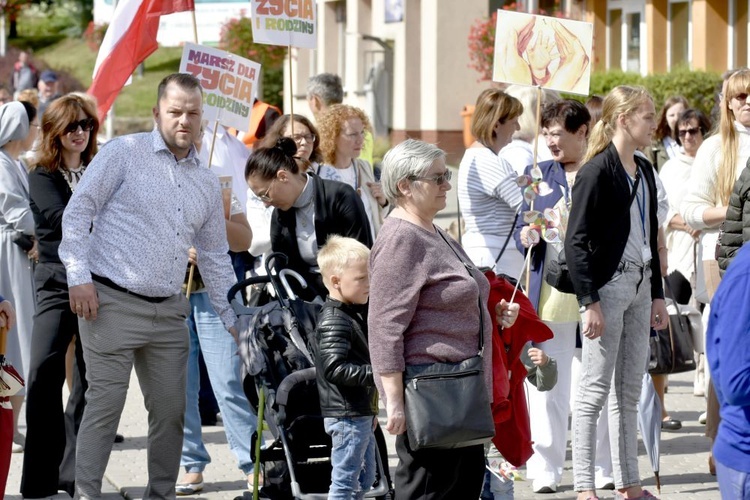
[59,73,239,499]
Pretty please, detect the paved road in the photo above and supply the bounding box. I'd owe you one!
[4,166,720,499]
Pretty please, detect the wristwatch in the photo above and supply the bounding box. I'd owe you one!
[579,305,589,314]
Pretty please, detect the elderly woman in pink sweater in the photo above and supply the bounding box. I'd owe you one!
[368,139,519,499]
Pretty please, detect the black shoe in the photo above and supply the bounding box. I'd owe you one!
[114,433,125,443]
[661,418,682,431]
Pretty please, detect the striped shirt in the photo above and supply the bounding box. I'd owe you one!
[458,146,522,237]
[59,129,237,328]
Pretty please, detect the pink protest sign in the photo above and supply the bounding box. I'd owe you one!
[179,43,261,132]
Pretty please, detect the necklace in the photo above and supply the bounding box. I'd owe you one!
[62,164,86,193]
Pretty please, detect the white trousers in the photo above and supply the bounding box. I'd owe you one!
[525,321,613,485]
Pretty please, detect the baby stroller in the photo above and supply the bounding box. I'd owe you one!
[229,253,390,500]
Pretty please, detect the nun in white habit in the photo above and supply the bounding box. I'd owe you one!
[0,100,38,449]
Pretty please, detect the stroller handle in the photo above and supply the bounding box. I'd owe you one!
[226,275,272,304]
[275,367,316,408]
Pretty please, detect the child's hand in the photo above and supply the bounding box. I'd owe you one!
[527,347,549,366]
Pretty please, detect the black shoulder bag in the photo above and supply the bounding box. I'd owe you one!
[402,230,495,451]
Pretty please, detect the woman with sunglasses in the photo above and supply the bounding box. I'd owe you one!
[657,108,711,428]
[458,88,524,279]
[368,139,520,498]
[21,95,98,498]
[316,104,386,239]
[245,137,372,301]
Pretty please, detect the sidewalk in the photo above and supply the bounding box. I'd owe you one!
[4,368,719,499]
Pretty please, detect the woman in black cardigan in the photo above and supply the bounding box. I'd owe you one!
[245,137,373,301]
[22,94,98,498]
[564,86,668,500]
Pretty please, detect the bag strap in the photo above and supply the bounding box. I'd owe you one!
[436,228,485,353]
[494,212,520,265]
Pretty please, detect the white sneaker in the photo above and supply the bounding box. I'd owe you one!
[595,476,615,490]
[699,412,707,424]
[532,479,557,493]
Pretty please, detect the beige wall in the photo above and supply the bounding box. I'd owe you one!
[286,0,488,141]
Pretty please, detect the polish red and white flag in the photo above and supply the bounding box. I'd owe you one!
[88,0,195,122]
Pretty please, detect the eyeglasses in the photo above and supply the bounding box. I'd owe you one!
[64,118,94,135]
[257,178,277,203]
[408,170,452,185]
[288,133,315,144]
[677,127,701,138]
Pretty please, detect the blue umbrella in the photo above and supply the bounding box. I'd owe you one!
[638,344,662,494]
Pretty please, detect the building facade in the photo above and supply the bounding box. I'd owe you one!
[286,0,736,163]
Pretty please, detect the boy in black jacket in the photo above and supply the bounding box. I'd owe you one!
[312,236,378,500]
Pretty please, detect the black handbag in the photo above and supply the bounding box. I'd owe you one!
[402,232,495,451]
[544,248,575,294]
[648,280,697,375]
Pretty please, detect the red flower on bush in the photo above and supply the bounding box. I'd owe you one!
[219,12,287,70]
[84,21,109,52]
[468,5,564,82]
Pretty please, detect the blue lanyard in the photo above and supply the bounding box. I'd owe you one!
[625,168,647,243]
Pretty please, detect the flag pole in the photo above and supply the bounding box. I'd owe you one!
[288,45,294,134]
[191,9,199,44]
[525,85,543,293]
[187,113,220,299]
[186,3,205,299]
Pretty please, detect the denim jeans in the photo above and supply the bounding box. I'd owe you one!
[181,292,257,475]
[573,263,652,491]
[324,416,377,500]
[716,460,750,499]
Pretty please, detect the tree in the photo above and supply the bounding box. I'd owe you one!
[1,0,32,39]
[220,14,287,108]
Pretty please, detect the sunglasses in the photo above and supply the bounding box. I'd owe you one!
[409,170,452,185]
[65,118,95,135]
[677,127,701,138]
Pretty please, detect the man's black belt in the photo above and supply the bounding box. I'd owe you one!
[91,274,172,303]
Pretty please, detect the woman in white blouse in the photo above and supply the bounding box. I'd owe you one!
[680,69,750,473]
[316,104,387,239]
[458,88,524,279]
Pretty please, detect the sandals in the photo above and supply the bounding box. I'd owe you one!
[614,489,659,499]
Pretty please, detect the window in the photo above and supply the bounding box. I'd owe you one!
[669,1,690,69]
[609,8,623,70]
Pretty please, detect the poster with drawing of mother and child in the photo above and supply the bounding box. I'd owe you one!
[493,10,593,96]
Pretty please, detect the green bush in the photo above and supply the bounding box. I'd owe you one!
[565,68,721,118]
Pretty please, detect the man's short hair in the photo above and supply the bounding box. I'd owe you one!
[306,73,344,106]
[157,73,202,105]
[317,235,370,285]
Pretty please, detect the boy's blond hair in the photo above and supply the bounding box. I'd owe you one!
[317,235,370,287]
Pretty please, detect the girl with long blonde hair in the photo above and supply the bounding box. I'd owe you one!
[565,85,668,500]
[682,69,750,284]
[680,67,750,477]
